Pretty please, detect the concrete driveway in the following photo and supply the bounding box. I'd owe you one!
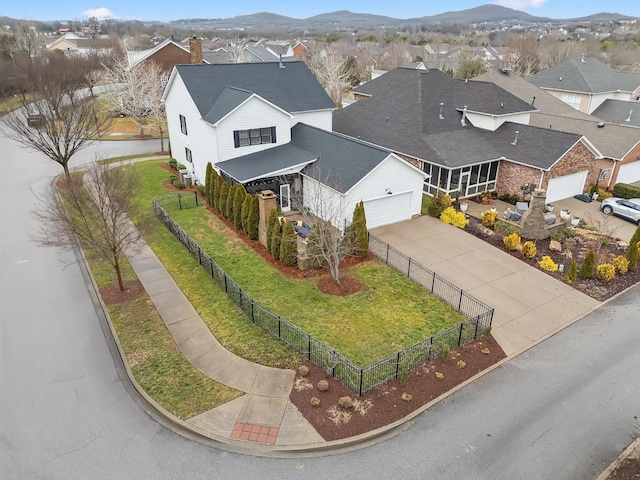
[371,216,600,356]
[552,196,638,242]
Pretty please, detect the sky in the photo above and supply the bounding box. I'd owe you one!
[2,0,639,22]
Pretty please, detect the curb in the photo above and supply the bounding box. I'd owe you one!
[596,437,640,480]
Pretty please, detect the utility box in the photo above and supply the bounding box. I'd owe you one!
[179,169,189,183]
[183,174,193,187]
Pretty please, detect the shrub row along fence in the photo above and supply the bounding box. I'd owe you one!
[152,195,494,395]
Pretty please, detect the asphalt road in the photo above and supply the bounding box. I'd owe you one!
[1,134,638,479]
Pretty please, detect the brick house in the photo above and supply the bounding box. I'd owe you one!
[333,68,599,203]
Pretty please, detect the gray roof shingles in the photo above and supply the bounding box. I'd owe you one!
[334,68,576,170]
[175,61,335,122]
[527,57,640,94]
[592,99,640,128]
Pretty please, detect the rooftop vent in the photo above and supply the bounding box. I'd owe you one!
[511,130,519,145]
[626,110,633,122]
[461,105,468,127]
[439,102,444,120]
[597,122,605,128]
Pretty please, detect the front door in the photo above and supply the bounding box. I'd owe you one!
[280,184,291,213]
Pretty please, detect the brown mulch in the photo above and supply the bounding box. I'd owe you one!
[100,280,145,305]
[608,457,640,479]
[289,336,505,441]
[317,275,363,296]
[466,216,640,301]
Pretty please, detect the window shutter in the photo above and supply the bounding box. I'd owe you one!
[233,131,239,148]
[271,126,276,143]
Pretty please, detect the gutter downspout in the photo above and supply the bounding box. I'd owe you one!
[538,169,545,189]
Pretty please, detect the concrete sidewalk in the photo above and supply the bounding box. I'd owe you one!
[370,215,601,356]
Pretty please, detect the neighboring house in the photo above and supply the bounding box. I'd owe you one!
[127,37,193,74]
[527,57,640,114]
[476,69,640,190]
[162,62,426,229]
[334,68,599,204]
[292,41,310,58]
[46,32,107,57]
[592,99,640,129]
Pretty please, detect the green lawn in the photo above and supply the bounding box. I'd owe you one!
[133,160,466,367]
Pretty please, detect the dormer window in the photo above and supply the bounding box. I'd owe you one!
[234,127,276,148]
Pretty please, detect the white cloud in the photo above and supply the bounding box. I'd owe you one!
[82,7,117,20]
[493,0,548,10]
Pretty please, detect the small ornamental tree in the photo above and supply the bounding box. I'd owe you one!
[266,208,278,253]
[627,241,638,272]
[205,162,213,204]
[241,193,252,233]
[270,218,283,259]
[218,181,229,217]
[352,200,368,259]
[233,186,245,230]
[579,250,596,279]
[248,195,260,240]
[279,220,298,267]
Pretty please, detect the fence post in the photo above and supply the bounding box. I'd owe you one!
[359,370,363,396]
[431,272,436,293]
[395,352,401,378]
[198,246,202,265]
[210,259,214,278]
[251,300,255,323]
[386,244,389,263]
[458,291,463,311]
[178,194,182,210]
[407,257,411,277]
[194,190,198,207]
[474,315,480,338]
[308,336,311,360]
[332,350,336,377]
[458,322,464,346]
[224,274,228,292]
[278,317,281,339]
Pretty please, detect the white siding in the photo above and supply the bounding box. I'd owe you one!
[588,91,635,114]
[164,73,216,184]
[291,110,333,131]
[216,96,292,161]
[302,177,347,229]
[467,112,531,131]
[617,161,640,184]
[546,170,588,203]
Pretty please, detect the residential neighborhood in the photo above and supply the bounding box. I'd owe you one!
[3,3,640,479]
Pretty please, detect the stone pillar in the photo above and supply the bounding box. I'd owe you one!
[521,188,548,240]
[189,37,203,64]
[258,190,277,248]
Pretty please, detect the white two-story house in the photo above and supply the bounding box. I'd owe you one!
[162,61,426,229]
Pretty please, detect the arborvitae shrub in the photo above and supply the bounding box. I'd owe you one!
[352,200,368,258]
[248,195,260,241]
[270,219,282,259]
[241,194,252,233]
[427,191,451,218]
[218,181,229,217]
[266,209,278,253]
[579,250,595,279]
[566,260,577,283]
[627,241,638,272]
[233,187,245,230]
[279,221,298,267]
[205,162,213,204]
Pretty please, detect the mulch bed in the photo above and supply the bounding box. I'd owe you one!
[289,336,505,441]
[466,215,640,301]
[607,457,640,479]
[100,280,145,305]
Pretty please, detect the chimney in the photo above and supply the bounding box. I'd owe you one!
[189,36,203,64]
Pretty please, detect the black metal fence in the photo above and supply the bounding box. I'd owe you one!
[153,192,200,212]
[152,196,494,395]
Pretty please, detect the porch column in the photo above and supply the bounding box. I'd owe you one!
[258,190,277,248]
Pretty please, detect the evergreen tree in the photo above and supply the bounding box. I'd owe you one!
[627,241,638,272]
[352,200,368,258]
[232,186,245,229]
[566,260,577,283]
[266,208,278,253]
[279,220,298,267]
[204,162,213,204]
[248,195,260,241]
[225,185,235,219]
[578,250,595,279]
[630,225,640,249]
[241,193,252,233]
[270,218,283,259]
[209,168,219,208]
[218,181,229,217]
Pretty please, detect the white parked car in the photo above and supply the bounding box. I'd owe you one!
[600,197,640,225]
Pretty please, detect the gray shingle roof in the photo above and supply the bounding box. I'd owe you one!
[335,68,569,169]
[592,99,640,129]
[527,57,640,94]
[203,86,253,124]
[475,70,640,160]
[174,62,335,121]
[215,123,394,192]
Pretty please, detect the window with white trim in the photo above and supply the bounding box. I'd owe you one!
[560,94,581,110]
[179,114,188,135]
[185,147,192,163]
[233,127,276,148]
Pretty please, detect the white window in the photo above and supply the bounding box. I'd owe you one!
[179,114,188,135]
[185,147,192,163]
[234,127,276,148]
[560,94,581,110]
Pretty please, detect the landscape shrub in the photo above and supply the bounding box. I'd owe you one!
[457,360,466,369]
[495,220,519,235]
[196,185,206,196]
[630,226,640,248]
[270,218,283,259]
[168,158,178,170]
[266,208,278,253]
[241,194,252,233]
[297,365,309,377]
[310,397,320,408]
[247,195,260,241]
[612,255,629,274]
[442,343,450,361]
[225,185,235,219]
[427,191,452,218]
[172,180,185,190]
[498,193,519,205]
[352,200,369,259]
[627,241,638,272]
[279,221,298,267]
[168,175,177,184]
[481,209,498,228]
[401,393,412,402]
[597,263,615,283]
[566,260,577,283]
[503,232,521,251]
[550,227,577,243]
[317,380,329,392]
[440,206,468,229]
[205,162,213,204]
[338,396,354,409]
[579,250,595,279]
[538,255,558,272]
[521,241,537,259]
[232,186,245,230]
[218,181,229,217]
[613,183,640,199]
[177,163,186,170]
[435,372,444,381]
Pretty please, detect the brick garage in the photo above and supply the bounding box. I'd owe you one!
[496,141,596,198]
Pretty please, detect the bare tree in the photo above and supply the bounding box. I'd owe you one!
[227,44,256,63]
[508,34,540,77]
[0,76,111,182]
[455,50,488,79]
[102,56,167,150]
[306,42,352,107]
[32,161,151,291]
[539,40,583,69]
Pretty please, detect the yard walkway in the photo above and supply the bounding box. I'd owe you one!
[370,213,601,356]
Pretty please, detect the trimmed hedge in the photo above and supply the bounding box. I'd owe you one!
[613,183,640,199]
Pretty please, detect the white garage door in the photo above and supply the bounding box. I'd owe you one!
[364,192,412,229]
[617,162,640,185]
[546,171,588,204]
